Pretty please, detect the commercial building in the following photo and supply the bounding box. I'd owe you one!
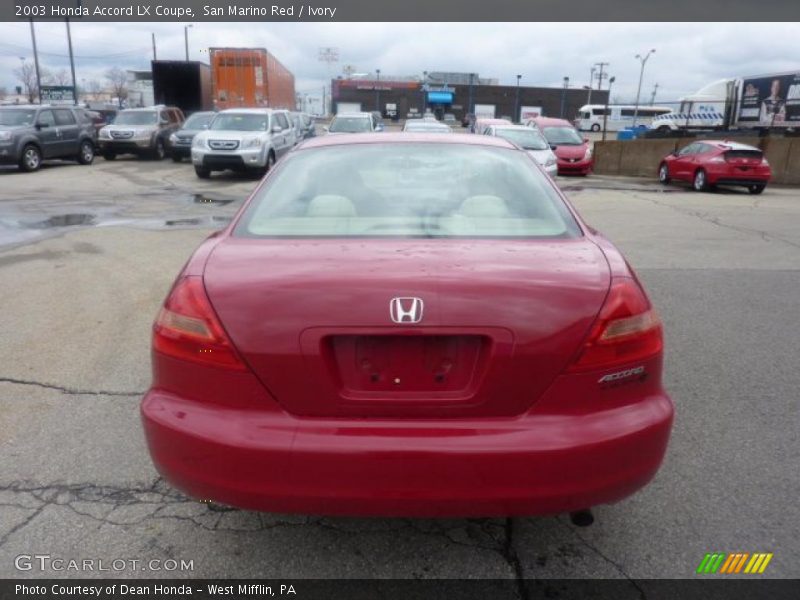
[332,73,609,123]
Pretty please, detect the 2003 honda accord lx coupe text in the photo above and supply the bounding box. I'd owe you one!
[141,133,674,518]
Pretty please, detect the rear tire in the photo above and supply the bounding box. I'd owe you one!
[658,163,670,184]
[152,138,166,160]
[103,151,116,161]
[591,123,601,132]
[657,126,672,134]
[748,184,766,195]
[194,166,211,179]
[692,169,708,192]
[263,151,276,175]
[77,140,95,165]
[19,144,42,172]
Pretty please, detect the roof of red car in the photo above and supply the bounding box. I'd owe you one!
[527,116,574,128]
[299,132,518,150]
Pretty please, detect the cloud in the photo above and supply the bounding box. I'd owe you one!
[1,21,798,103]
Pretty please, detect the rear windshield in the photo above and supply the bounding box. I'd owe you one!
[329,116,371,133]
[724,149,762,160]
[235,144,581,239]
[209,113,268,131]
[114,111,158,125]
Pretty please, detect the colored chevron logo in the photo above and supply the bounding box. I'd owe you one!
[696,552,773,574]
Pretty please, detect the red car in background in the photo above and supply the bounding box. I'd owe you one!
[658,140,771,194]
[525,116,593,175]
[141,133,673,519]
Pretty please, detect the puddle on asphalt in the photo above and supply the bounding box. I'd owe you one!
[25,214,96,229]
[164,215,231,227]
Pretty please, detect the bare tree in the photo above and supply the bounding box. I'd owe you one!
[14,61,38,103]
[52,68,72,86]
[105,67,129,107]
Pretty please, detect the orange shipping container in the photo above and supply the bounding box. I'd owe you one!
[210,48,295,110]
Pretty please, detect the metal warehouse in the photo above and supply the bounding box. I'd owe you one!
[332,72,609,122]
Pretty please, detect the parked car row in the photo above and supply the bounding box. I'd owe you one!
[0,104,317,177]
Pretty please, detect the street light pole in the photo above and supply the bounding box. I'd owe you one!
[29,19,42,104]
[560,76,569,119]
[632,49,655,129]
[587,67,595,104]
[65,19,78,105]
[375,68,381,113]
[602,76,615,141]
[515,74,521,123]
[184,24,193,61]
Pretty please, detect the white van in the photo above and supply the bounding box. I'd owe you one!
[576,104,672,132]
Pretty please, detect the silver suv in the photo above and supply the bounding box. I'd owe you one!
[98,105,184,161]
[0,105,96,172]
[191,108,294,178]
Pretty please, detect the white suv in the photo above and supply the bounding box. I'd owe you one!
[191,108,294,178]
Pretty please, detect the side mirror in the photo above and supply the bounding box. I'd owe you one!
[272,125,283,134]
[375,124,384,132]
[583,138,590,143]
[322,126,329,133]
[550,144,558,151]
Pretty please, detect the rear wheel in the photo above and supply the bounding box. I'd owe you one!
[657,126,672,134]
[692,169,708,192]
[77,140,94,165]
[194,166,211,179]
[590,123,601,132]
[152,138,166,160]
[748,184,766,195]
[19,144,42,172]
[658,163,670,184]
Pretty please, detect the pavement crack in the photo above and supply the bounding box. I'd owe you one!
[556,517,646,598]
[0,505,46,547]
[0,376,143,397]
[503,518,529,599]
[630,192,800,251]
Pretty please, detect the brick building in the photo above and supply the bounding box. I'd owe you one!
[331,76,609,123]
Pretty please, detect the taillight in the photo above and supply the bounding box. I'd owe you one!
[569,277,663,371]
[153,276,246,370]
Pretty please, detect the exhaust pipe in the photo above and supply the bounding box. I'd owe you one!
[569,509,594,527]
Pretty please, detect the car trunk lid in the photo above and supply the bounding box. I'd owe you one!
[204,238,610,417]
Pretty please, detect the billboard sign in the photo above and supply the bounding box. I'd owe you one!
[40,86,75,103]
[520,105,543,120]
[738,72,800,126]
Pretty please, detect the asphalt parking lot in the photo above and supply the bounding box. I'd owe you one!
[0,155,798,585]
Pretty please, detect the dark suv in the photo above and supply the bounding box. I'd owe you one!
[0,105,96,172]
[98,105,184,160]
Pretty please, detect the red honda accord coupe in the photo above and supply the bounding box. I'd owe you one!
[141,133,673,518]
[658,140,771,194]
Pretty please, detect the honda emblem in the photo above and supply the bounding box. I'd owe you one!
[390,297,424,324]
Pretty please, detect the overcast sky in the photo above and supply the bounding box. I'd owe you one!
[1,22,799,104]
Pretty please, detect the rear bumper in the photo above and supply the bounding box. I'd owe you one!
[141,390,674,517]
[705,164,770,186]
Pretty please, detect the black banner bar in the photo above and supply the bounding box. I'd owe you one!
[3,579,800,600]
[4,0,800,22]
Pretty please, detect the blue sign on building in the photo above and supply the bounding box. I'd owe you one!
[427,91,454,103]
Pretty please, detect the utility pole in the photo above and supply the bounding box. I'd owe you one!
[594,62,609,90]
[375,68,381,113]
[184,25,193,61]
[515,74,522,123]
[650,82,659,105]
[29,19,42,104]
[322,85,327,117]
[587,67,595,104]
[468,73,475,115]
[602,76,615,141]
[65,19,78,105]
[560,76,570,118]
[632,49,656,128]
[152,33,157,60]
